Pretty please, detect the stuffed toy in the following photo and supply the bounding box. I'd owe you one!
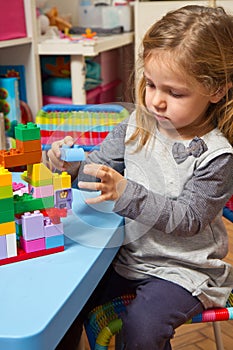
[36,0,50,35]
[46,7,72,32]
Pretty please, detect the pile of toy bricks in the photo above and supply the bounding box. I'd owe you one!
[0,122,72,266]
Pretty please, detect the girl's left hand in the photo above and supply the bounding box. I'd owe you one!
[78,163,127,204]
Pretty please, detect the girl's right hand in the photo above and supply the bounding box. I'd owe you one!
[47,136,81,178]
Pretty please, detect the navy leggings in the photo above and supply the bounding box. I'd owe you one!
[56,265,204,350]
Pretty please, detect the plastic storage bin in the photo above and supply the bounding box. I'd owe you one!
[0,0,27,41]
[77,5,133,31]
[43,86,102,105]
[43,80,121,105]
[94,49,119,85]
[99,80,121,103]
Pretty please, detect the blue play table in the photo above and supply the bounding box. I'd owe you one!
[0,174,124,350]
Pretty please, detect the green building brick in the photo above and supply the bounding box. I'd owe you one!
[0,197,14,211]
[15,122,41,142]
[0,210,15,224]
[13,193,54,214]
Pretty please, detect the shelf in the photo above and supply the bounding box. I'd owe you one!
[0,37,32,49]
[38,32,134,56]
[38,32,134,104]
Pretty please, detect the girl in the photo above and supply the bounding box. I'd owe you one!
[50,5,233,350]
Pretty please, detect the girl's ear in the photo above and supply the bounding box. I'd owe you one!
[210,82,232,103]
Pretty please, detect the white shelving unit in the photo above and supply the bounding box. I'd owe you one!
[0,0,134,119]
[38,32,134,104]
[0,0,42,119]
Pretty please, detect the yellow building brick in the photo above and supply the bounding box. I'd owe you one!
[0,166,12,187]
[61,172,71,189]
[0,221,16,236]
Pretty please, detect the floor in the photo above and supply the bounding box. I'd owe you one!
[82,217,233,350]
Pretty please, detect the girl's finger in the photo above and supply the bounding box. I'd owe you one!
[83,163,108,179]
[78,181,101,191]
[85,194,109,205]
[64,136,74,147]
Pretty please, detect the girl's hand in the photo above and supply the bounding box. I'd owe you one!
[78,163,127,204]
[47,136,80,178]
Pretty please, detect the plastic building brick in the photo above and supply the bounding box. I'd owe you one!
[20,236,45,253]
[16,139,42,153]
[21,171,53,187]
[15,122,41,141]
[0,185,13,199]
[54,188,72,209]
[41,208,67,224]
[0,166,12,186]
[0,210,14,224]
[6,233,17,258]
[25,163,53,184]
[42,207,68,218]
[44,220,64,237]
[52,172,71,190]
[0,236,7,259]
[45,235,64,249]
[61,172,71,189]
[52,173,63,191]
[14,194,54,214]
[0,221,16,235]
[60,144,85,162]
[22,211,44,240]
[28,184,54,198]
[0,246,64,266]
[12,182,26,191]
[0,197,14,212]
[0,149,42,168]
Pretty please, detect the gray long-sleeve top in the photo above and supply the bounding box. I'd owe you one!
[76,112,233,309]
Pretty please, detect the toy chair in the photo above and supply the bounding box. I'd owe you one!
[84,196,233,350]
[84,290,233,350]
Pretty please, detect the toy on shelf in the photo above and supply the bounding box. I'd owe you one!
[0,122,74,266]
[36,0,50,35]
[46,7,72,32]
[82,28,97,40]
[36,0,72,35]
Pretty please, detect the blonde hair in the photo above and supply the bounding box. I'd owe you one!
[129,5,233,149]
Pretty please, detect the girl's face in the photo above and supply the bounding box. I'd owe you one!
[144,56,217,139]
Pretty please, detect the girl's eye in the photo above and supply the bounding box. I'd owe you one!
[145,80,155,88]
[169,90,183,98]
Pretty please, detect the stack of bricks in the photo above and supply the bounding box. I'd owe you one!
[0,122,72,266]
[0,167,17,260]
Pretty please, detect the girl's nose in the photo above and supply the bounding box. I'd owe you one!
[152,91,166,110]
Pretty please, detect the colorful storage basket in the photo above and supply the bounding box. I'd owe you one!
[36,104,129,151]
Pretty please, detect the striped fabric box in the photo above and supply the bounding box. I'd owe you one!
[36,104,129,151]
